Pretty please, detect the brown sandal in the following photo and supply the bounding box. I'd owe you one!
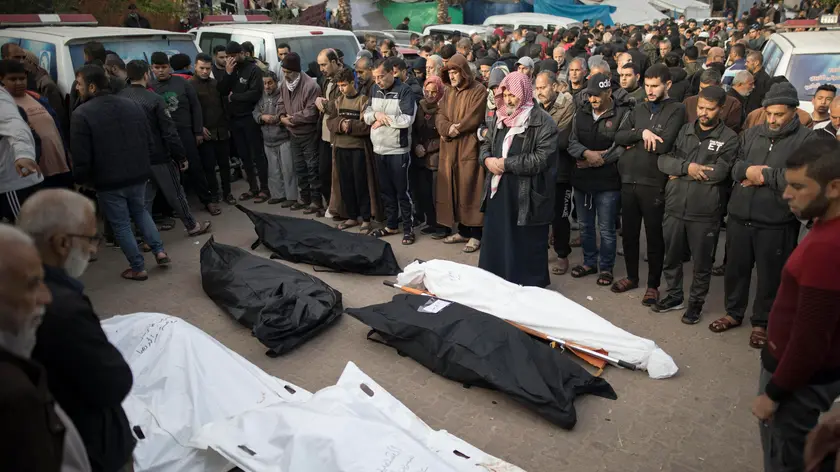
[749,328,768,349]
[611,277,639,293]
[708,316,742,333]
[121,268,148,281]
[550,258,569,275]
[569,236,581,248]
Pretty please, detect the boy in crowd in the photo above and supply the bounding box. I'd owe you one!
[254,71,298,207]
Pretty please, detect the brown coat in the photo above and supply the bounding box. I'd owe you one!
[0,347,66,472]
[324,94,383,221]
[743,107,814,131]
[435,54,488,228]
[684,94,744,133]
[413,99,442,170]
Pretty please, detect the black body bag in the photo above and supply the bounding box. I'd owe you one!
[237,205,401,275]
[200,237,342,356]
[346,294,617,429]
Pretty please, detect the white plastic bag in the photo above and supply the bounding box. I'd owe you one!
[396,259,679,379]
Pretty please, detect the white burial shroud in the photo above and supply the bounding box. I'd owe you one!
[102,312,526,472]
[396,259,679,379]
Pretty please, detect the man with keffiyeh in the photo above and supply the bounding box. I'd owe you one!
[478,72,559,288]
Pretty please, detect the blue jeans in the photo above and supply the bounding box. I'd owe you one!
[574,189,619,272]
[98,182,164,272]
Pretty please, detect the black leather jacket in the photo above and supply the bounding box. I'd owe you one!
[479,107,559,226]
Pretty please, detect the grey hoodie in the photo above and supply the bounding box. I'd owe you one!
[253,86,290,146]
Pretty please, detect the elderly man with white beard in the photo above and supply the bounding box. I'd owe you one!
[18,189,136,472]
[0,222,91,472]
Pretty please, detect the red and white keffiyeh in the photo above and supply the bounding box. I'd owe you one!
[494,71,534,128]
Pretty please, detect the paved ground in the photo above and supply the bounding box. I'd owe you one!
[83,181,765,472]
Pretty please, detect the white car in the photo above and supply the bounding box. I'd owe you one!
[190,17,360,74]
[0,14,198,99]
[761,30,840,113]
[422,24,494,40]
[482,12,581,35]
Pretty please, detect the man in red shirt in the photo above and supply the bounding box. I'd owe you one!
[753,138,840,472]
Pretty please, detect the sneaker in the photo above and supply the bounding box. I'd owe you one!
[290,202,308,211]
[280,200,296,208]
[681,303,703,324]
[650,294,684,313]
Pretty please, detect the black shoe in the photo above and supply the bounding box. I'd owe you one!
[681,303,703,324]
[712,264,725,276]
[650,295,685,313]
[420,225,438,235]
[224,194,237,205]
[290,202,308,211]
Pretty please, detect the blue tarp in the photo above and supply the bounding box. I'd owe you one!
[533,0,617,26]
[463,0,534,26]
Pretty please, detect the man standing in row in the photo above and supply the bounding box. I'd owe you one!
[613,64,686,305]
[277,52,321,213]
[710,82,818,348]
[656,86,738,324]
[219,41,268,203]
[435,54,487,253]
[315,49,344,213]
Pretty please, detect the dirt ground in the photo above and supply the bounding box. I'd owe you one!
[83,181,765,472]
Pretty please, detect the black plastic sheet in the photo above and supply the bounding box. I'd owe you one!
[237,205,401,276]
[200,237,342,356]
[346,294,617,429]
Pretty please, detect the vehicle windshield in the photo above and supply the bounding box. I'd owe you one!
[276,36,360,72]
[69,37,198,71]
[786,53,840,100]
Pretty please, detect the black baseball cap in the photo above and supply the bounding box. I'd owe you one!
[586,73,612,95]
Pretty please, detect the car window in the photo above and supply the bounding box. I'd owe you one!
[277,36,360,72]
[1,37,59,83]
[786,53,840,100]
[230,33,266,62]
[199,32,232,55]
[761,40,784,76]
[69,37,199,72]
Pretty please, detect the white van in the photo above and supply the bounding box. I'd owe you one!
[422,24,494,40]
[482,13,581,35]
[761,29,840,113]
[0,14,198,100]
[190,17,361,73]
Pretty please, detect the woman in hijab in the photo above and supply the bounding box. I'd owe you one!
[478,72,559,287]
[412,75,447,237]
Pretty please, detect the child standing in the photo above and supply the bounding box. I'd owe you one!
[254,71,298,206]
[326,68,373,233]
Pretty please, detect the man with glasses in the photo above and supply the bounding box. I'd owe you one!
[19,189,136,472]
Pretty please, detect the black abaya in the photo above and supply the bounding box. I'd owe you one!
[478,127,551,288]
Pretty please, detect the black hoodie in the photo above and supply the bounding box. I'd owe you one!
[217,58,262,118]
[568,97,633,193]
[614,98,686,188]
[668,67,690,102]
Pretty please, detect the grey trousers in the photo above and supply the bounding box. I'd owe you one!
[289,133,321,205]
[145,161,196,230]
[264,142,298,201]
[759,367,840,472]
[662,214,719,305]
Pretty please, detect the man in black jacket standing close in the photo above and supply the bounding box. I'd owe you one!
[19,189,135,472]
[709,82,819,349]
[219,41,269,202]
[656,86,738,324]
[71,64,170,281]
[613,64,686,305]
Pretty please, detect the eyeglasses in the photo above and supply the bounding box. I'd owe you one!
[66,232,104,245]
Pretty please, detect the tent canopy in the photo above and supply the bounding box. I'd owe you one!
[581,0,668,25]
[648,0,711,17]
[533,0,616,26]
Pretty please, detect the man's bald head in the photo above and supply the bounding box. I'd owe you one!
[706,47,725,65]
[0,224,51,340]
[18,189,98,279]
[317,48,341,78]
[1,43,27,62]
[829,96,840,133]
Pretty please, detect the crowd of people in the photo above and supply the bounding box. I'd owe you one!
[2,1,840,470]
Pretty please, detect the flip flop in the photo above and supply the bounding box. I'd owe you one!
[121,268,148,281]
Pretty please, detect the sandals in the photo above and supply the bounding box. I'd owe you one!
[121,268,148,281]
[303,205,324,215]
[370,227,400,238]
[610,277,639,293]
[550,258,569,275]
[402,233,416,246]
[709,316,742,333]
[187,221,212,237]
[155,252,171,266]
[337,219,359,230]
[642,288,659,307]
[596,271,614,286]
[442,234,469,244]
[571,265,597,278]
[157,220,175,231]
[463,238,481,253]
[280,199,296,208]
[267,198,285,205]
[205,203,222,215]
[569,236,581,248]
[240,190,257,201]
[253,193,270,204]
[749,328,768,349]
[359,222,373,235]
